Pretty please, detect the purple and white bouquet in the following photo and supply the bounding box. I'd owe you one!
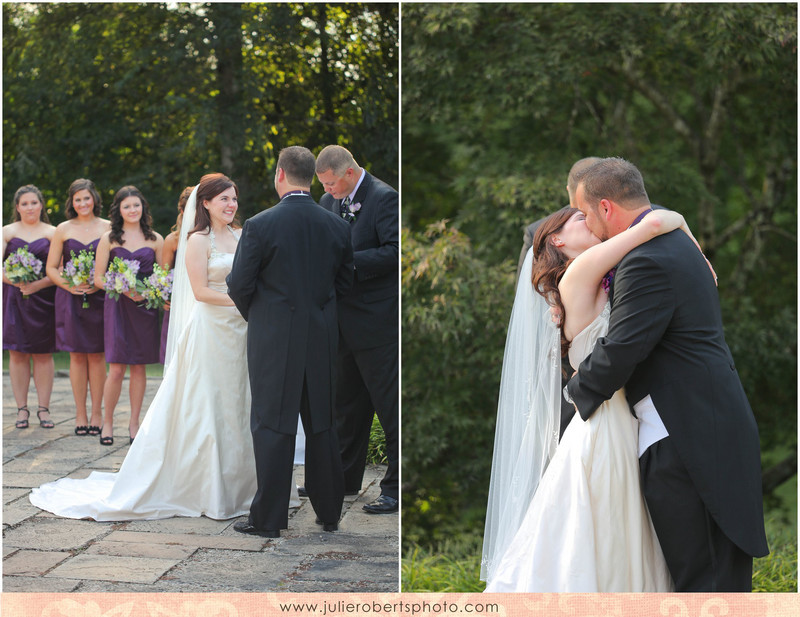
[63,249,96,308]
[103,256,141,301]
[139,264,173,310]
[3,245,44,299]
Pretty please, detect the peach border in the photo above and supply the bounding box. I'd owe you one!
[1,593,799,617]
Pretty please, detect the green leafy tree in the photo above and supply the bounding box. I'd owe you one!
[3,2,398,229]
[402,2,796,559]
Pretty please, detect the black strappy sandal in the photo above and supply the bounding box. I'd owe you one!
[37,406,54,429]
[75,425,89,435]
[15,406,30,429]
[87,425,101,436]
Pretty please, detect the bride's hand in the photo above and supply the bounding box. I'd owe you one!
[703,255,718,287]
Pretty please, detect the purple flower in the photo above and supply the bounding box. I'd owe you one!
[3,246,44,286]
[601,267,617,294]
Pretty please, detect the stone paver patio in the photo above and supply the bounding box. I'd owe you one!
[3,371,399,592]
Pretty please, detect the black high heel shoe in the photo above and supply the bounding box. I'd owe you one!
[99,427,114,446]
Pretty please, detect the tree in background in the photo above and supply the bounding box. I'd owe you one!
[3,2,398,229]
[402,2,796,555]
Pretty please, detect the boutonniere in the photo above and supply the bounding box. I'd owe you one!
[342,202,362,223]
[601,267,617,294]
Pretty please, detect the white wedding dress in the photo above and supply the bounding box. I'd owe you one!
[30,230,299,520]
[484,302,673,592]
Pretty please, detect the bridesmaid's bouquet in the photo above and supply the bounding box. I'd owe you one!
[139,264,173,310]
[63,249,96,308]
[103,256,141,301]
[3,245,44,299]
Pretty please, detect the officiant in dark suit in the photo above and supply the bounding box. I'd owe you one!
[227,146,354,537]
[314,145,399,514]
[566,157,768,590]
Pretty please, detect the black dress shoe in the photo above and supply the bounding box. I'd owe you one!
[233,521,279,538]
[298,486,359,497]
[314,519,338,532]
[362,495,398,514]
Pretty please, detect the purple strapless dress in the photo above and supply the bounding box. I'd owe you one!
[55,238,105,353]
[3,237,57,354]
[103,246,160,365]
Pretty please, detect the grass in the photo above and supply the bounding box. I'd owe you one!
[753,513,798,592]
[367,413,388,465]
[403,496,798,592]
[403,536,486,593]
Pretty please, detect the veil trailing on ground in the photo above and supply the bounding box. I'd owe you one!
[480,247,562,583]
[163,185,199,373]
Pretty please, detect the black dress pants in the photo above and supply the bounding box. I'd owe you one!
[640,437,753,591]
[249,377,344,530]
[335,339,399,500]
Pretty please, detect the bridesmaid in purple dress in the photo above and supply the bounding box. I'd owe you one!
[3,185,57,429]
[159,186,193,364]
[46,179,111,436]
[94,186,163,446]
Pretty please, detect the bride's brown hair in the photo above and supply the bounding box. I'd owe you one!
[190,173,240,237]
[531,207,578,358]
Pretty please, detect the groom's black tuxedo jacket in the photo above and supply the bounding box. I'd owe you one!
[566,229,768,558]
[320,171,398,351]
[227,194,354,435]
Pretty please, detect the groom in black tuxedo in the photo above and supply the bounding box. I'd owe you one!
[227,146,354,537]
[314,145,399,514]
[566,157,768,591]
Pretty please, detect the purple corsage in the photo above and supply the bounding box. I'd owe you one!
[601,267,616,294]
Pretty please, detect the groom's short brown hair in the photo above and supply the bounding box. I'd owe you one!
[277,146,316,186]
[575,157,650,210]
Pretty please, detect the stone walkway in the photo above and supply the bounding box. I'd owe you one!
[2,372,399,592]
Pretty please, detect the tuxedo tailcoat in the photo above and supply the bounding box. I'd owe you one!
[227,193,353,529]
[566,229,768,588]
[320,171,399,499]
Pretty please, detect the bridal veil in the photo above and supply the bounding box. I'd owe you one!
[480,248,562,583]
[163,185,198,372]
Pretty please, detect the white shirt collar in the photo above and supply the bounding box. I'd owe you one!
[345,169,366,203]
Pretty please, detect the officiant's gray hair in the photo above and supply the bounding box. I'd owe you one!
[277,146,316,185]
[574,157,650,210]
[315,145,358,177]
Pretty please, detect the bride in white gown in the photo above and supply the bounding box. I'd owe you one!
[482,206,708,592]
[30,174,299,520]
